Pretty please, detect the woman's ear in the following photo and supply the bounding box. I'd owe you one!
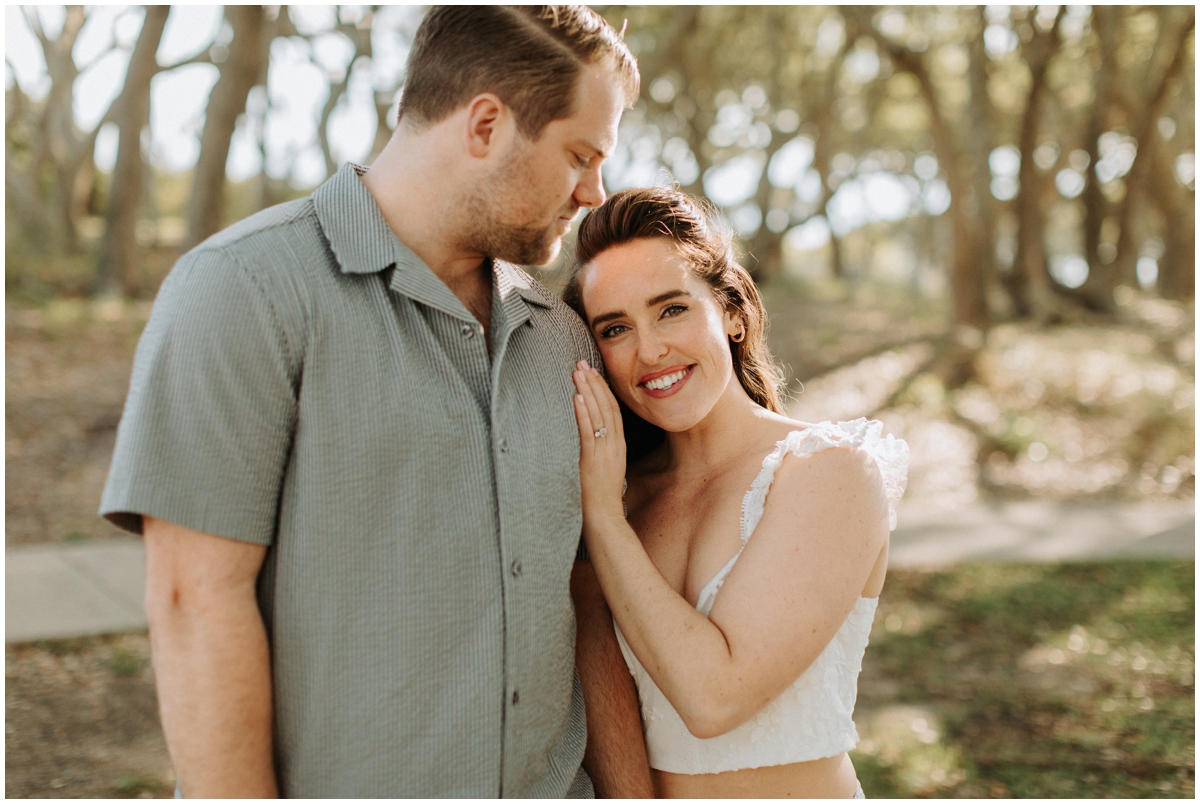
[726,310,747,343]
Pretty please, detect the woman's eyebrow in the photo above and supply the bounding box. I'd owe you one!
[590,309,626,329]
[589,290,691,330]
[646,289,689,306]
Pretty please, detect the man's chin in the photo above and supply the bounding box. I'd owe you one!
[497,234,562,267]
[537,238,564,266]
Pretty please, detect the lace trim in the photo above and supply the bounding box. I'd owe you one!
[741,418,908,539]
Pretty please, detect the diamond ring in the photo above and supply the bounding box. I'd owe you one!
[594,428,607,438]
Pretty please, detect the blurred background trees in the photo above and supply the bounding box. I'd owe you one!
[598,5,1193,323]
[6,5,418,295]
[5,5,1194,314]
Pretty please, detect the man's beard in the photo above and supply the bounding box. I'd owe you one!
[460,149,574,267]
[464,204,562,267]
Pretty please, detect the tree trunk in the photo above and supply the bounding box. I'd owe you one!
[186,6,267,249]
[1010,7,1064,321]
[1076,7,1120,311]
[965,14,997,316]
[97,6,170,296]
[1107,13,1195,297]
[849,6,988,329]
[1150,136,1195,300]
[369,91,396,163]
[30,5,88,252]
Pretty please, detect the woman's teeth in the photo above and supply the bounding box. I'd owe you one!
[645,369,687,391]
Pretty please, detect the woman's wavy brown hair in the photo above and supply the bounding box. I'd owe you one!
[563,187,785,439]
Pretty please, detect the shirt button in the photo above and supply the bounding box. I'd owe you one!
[498,437,508,453]
[460,323,474,338]
[512,690,520,705]
[511,559,522,577]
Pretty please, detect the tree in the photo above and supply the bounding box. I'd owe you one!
[97,6,171,296]
[6,6,108,254]
[1009,7,1067,321]
[598,5,1193,335]
[185,5,268,249]
[1076,7,1196,311]
[850,5,989,329]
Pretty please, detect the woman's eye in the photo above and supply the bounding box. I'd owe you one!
[661,304,688,318]
[600,323,628,339]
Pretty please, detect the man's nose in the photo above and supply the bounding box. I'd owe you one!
[575,164,606,209]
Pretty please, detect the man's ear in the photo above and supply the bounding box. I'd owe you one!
[463,93,508,158]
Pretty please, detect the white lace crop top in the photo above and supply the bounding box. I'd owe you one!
[614,418,909,775]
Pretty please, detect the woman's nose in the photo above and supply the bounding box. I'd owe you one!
[636,330,669,363]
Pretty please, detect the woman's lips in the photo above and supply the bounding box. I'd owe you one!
[638,365,694,398]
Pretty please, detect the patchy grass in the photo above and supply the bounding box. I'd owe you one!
[6,633,174,798]
[853,560,1195,798]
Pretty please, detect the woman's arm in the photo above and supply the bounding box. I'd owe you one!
[572,364,889,739]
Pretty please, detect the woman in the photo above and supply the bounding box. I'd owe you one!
[563,187,908,798]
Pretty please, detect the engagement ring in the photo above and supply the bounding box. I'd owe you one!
[594,428,607,438]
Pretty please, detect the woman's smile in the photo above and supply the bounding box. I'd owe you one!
[639,364,695,397]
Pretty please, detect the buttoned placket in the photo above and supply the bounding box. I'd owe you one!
[384,257,511,793]
[487,285,539,797]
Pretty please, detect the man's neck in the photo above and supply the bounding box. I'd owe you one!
[360,127,493,330]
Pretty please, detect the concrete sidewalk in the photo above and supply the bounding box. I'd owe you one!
[6,500,1194,643]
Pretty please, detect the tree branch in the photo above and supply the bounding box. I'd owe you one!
[153,48,215,75]
[21,7,50,50]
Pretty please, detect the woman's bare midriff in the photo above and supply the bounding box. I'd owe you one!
[653,752,860,799]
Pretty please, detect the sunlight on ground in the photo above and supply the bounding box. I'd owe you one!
[854,704,968,796]
[853,562,1194,797]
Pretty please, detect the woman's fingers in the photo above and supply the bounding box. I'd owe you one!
[574,361,627,458]
[587,366,623,438]
[572,368,597,453]
[575,363,608,441]
[573,390,594,448]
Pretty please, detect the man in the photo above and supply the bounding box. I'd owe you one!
[100,6,651,797]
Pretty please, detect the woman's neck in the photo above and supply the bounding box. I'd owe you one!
[661,382,781,476]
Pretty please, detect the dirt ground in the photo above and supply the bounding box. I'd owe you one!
[5,634,172,798]
[5,301,173,798]
[6,300,150,548]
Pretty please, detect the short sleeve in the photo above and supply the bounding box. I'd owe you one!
[99,245,302,544]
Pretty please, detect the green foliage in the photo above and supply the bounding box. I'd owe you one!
[855,561,1195,797]
[113,774,162,796]
[105,647,142,678]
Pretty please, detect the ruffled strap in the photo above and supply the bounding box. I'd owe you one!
[739,419,909,542]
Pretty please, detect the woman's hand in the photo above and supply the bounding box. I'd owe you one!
[572,361,627,527]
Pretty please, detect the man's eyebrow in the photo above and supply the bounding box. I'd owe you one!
[576,139,611,161]
[588,290,691,330]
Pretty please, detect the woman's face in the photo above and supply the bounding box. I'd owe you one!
[578,237,742,433]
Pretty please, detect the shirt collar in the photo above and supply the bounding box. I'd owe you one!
[312,163,408,276]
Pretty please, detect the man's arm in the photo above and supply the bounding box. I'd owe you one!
[571,559,654,798]
[144,516,277,798]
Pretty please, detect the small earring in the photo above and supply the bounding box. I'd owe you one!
[730,325,746,343]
